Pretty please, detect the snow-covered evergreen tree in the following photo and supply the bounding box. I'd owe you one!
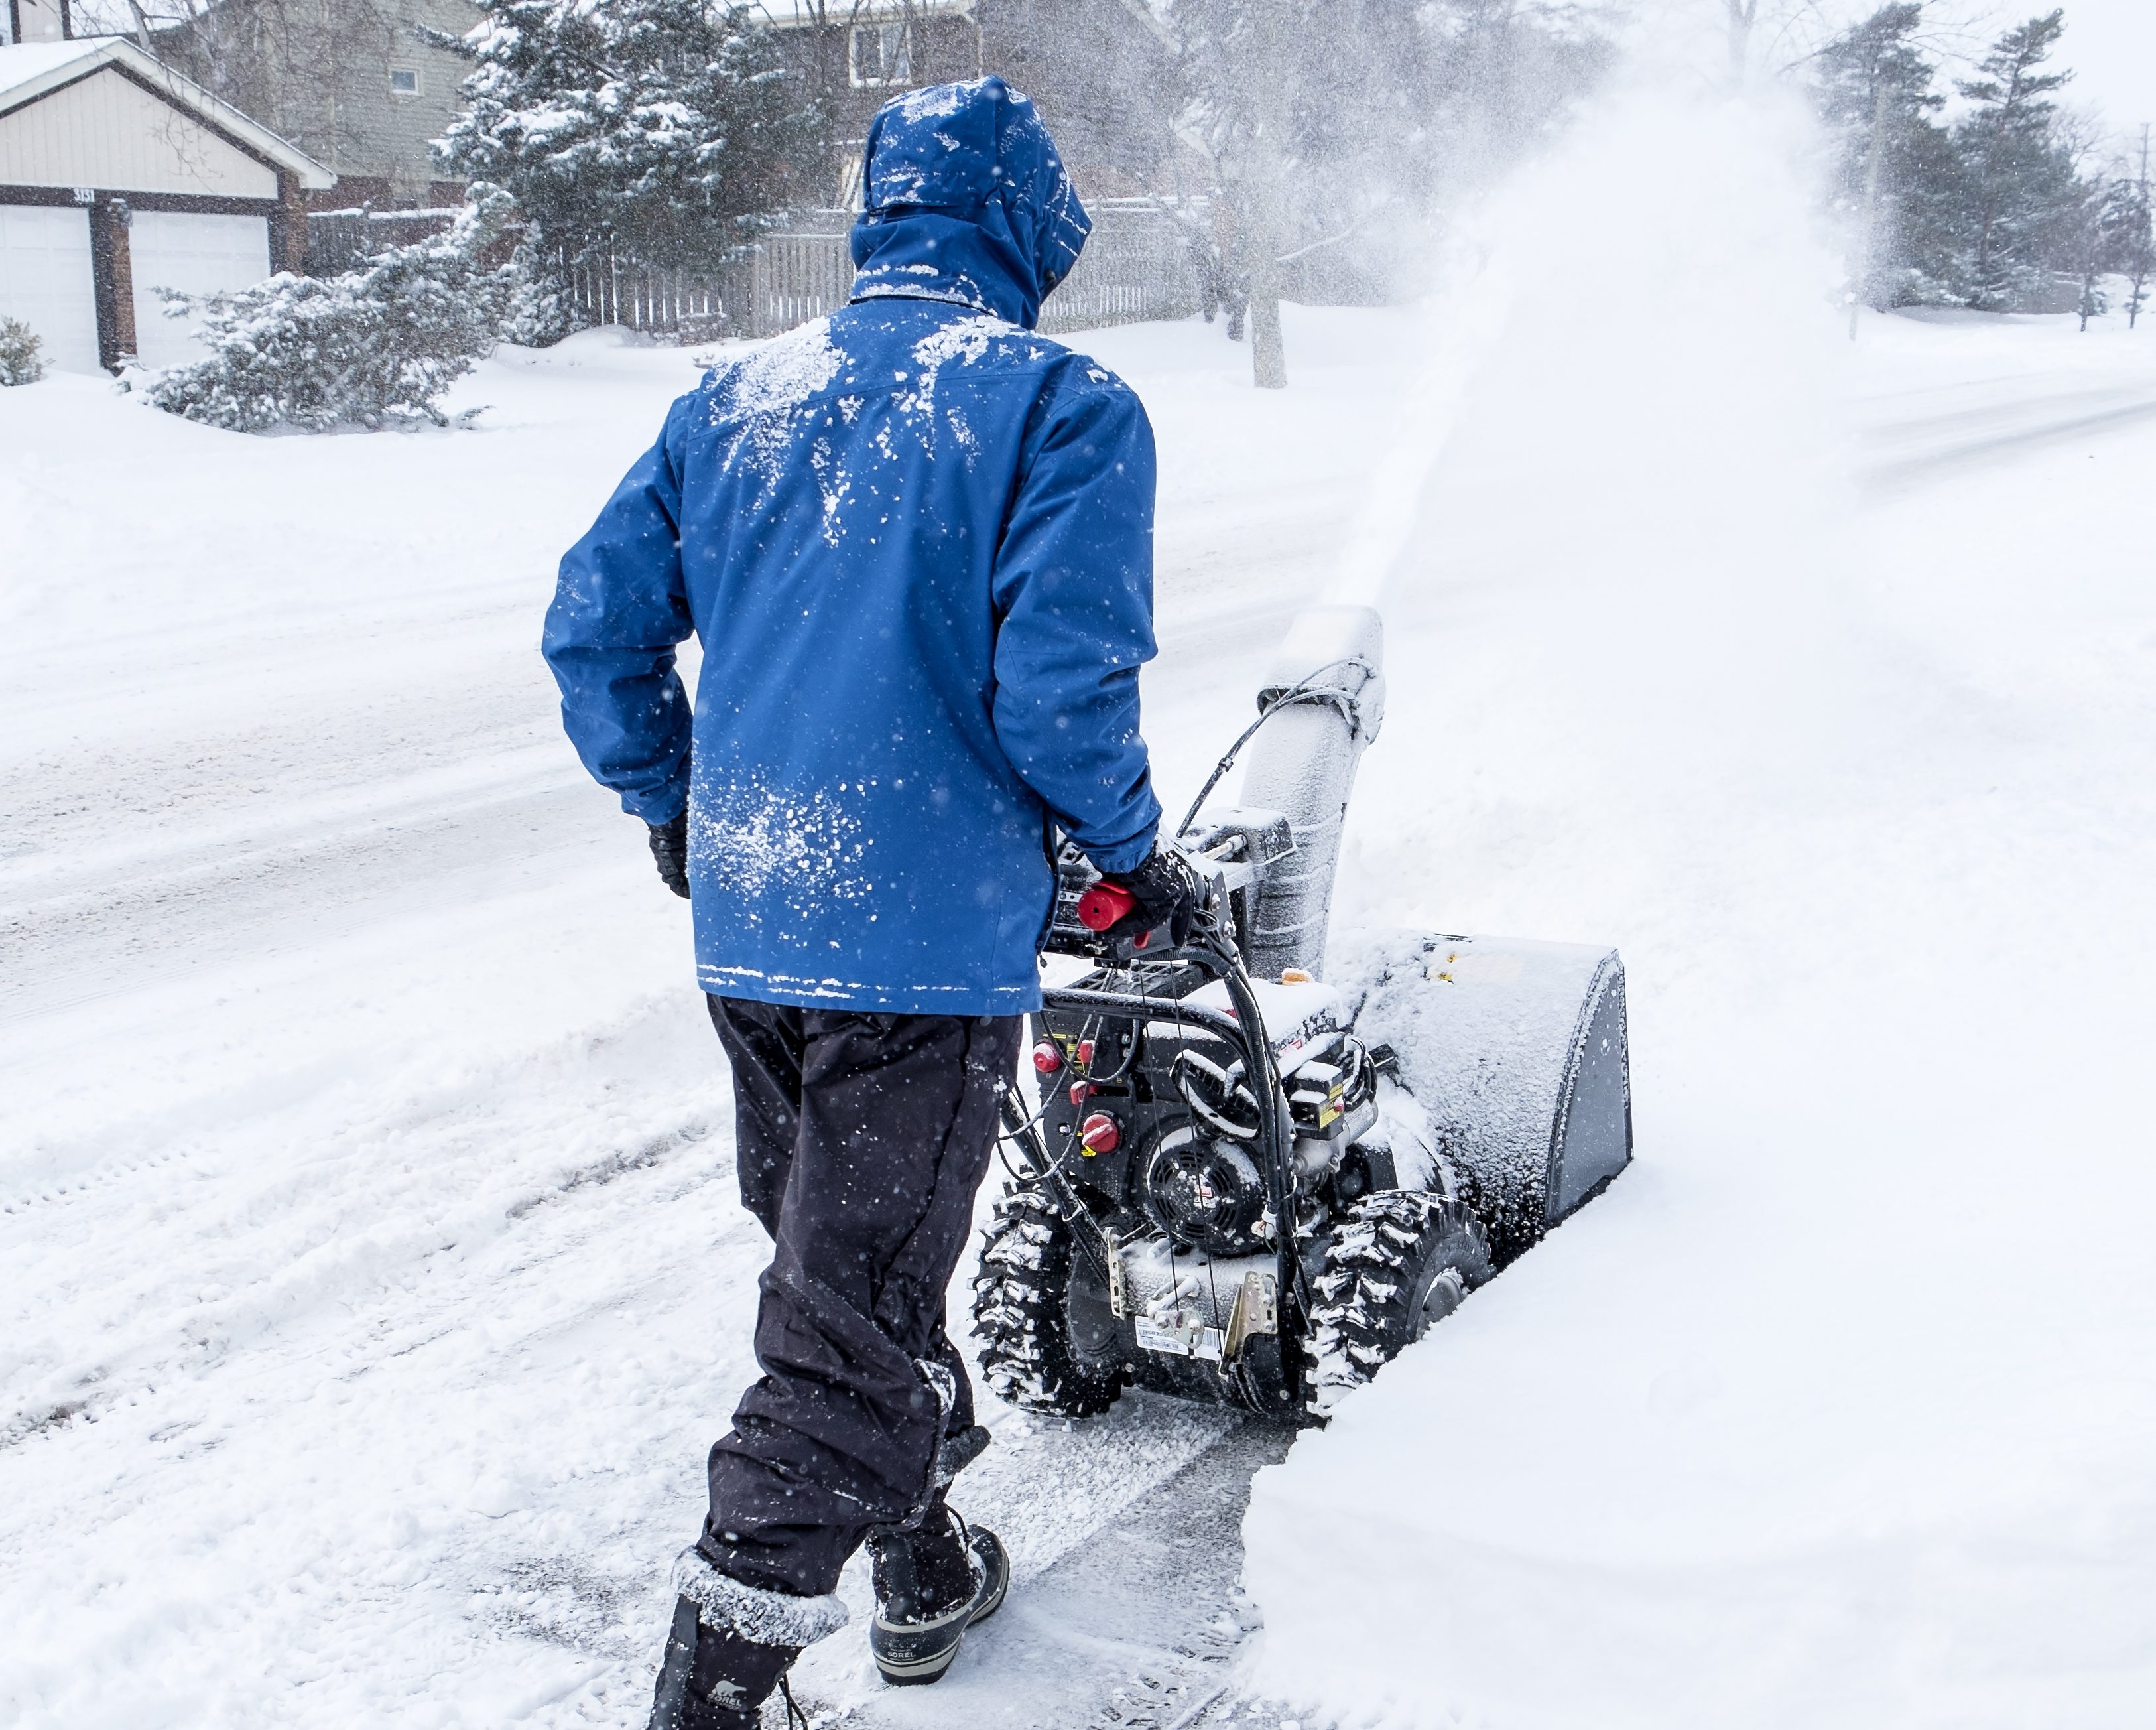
[432,0,811,277]
[1816,4,1963,309]
[2100,131,2153,329]
[1951,10,2087,310]
[140,190,518,433]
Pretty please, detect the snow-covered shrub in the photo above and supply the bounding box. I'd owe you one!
[0,316,44,386]
[141,188,517,432]
[498,236,582,347]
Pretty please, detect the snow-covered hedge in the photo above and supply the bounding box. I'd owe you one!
[140,190,519,433]
[0,316,44,386]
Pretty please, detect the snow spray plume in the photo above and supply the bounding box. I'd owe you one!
[1171,0,1614,383]
[1323,31,1860,942]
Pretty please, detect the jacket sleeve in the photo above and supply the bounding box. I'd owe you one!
[989,369,1163,876]
[542,395,697,825]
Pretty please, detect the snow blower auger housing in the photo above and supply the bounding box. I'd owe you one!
[972,607,1633,1422]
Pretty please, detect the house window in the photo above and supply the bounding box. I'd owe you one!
[389,68,421,98]
[849,23,911,89]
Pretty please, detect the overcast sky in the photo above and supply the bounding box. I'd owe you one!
[2047,0,2156,145]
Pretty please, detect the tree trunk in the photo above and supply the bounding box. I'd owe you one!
[2135,126,2152,330]
[1726,0,1758,88]
[1850,71,1891,340]
[1249,281,1286,389]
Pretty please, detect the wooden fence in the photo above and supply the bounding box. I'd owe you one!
[563,200,1202,340]
[305,207,460,277]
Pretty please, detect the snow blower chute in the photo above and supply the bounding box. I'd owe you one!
[973,606,1631,1420]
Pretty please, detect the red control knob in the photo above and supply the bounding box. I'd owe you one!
[1031,1041,1063,1075]
[1068,1081,1092,1107]
[1075,1038,1096,1067]
[1079,1112,1121,1155]
[1077,881,1137,932]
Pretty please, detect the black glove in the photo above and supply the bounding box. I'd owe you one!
[1102,845,1204,947]
[647,812,690,899]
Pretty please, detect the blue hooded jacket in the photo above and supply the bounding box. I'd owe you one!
[544,79,1163,1016]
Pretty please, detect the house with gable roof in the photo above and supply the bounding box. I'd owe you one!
[0,28,332,372]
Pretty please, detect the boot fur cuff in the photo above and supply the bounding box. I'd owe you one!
[671,1548,850,1648]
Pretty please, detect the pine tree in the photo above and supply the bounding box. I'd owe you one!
[1952,11,2086,310]
[2102,127,2154,329]
[1816,4,1962,311]
[432,1,812,277]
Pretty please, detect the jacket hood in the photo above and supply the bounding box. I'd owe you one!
[848,78,1090,330]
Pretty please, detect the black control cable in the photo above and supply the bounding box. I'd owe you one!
[1173,656,1373,842]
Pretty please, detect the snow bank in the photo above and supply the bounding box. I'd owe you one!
[1241,74,2156,1730]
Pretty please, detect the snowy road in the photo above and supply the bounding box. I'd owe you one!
[6,285,2156,1730]
[1858,372,2156,493]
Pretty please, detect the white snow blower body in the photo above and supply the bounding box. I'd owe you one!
[973,606,1631,1421]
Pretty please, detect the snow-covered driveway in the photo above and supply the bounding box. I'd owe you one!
[5,279,2153,1730]
[0,313,1392,1727]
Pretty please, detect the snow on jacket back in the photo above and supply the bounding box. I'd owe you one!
[544,79,1163,1016]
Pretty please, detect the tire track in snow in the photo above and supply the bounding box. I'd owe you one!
[1858,383,2156,498]
[0,994,729,1444]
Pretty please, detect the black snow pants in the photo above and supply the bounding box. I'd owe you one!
[697,997,1022,1601]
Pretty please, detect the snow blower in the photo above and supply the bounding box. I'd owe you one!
[972,606,1632,1421]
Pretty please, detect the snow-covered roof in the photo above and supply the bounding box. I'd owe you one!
[0,38,112,99]
[0,36,336,188]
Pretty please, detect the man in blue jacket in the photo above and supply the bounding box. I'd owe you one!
[546,79,1200,1727]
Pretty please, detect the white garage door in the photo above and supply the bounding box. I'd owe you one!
[129,210,271,371]
[0,204,101,376]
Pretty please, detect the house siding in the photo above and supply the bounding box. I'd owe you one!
[766,0,1179,206]
[320,0,483,205]
[0,65,278,198]
[157,0,483,208]
[980,0,1180,199]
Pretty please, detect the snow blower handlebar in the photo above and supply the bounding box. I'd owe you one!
[1076,880,1137,932]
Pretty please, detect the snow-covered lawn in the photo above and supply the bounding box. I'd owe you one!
[6,262,2155,1729]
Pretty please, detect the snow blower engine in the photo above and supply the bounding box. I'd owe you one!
[972,606,1632,1422]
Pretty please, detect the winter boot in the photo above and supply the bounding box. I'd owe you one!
[865,1504,1009,1686]
[648,1549,850,1730]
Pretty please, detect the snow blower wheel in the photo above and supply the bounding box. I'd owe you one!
[1304,1191,1494,1416]
[973,604,1633,1426]
[975,1189,1127,1418]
